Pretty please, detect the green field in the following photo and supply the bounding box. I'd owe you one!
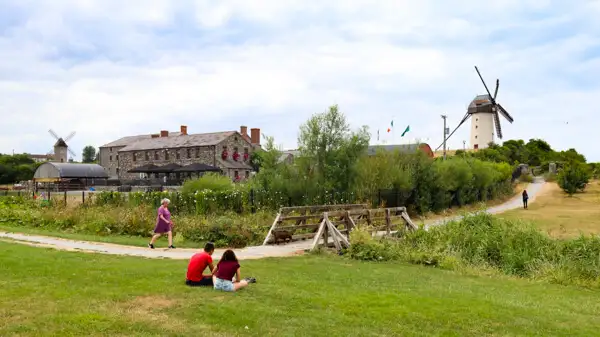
[1,241,599,336]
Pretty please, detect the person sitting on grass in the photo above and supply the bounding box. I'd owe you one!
[212,249,256,292]
[185,242,216,287]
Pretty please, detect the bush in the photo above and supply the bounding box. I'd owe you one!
[0,201,273,248]
[348,213,600,287]
[181,173,235,195]
[557,163,591,195]
[518,174,534,183]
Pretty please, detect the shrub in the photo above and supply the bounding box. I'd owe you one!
[181,173,235,195]
[557,163,591,195]
[348,213,600,287]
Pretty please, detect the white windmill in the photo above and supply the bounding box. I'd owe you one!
[437,66,515,151]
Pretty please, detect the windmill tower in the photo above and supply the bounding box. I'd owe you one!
[48,129,77,163]
[436,66,514,152]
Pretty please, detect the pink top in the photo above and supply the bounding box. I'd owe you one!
[156,206,171,226]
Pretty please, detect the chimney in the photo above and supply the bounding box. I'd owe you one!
[240,125,248,137]
[151,134,160,138]
[160,130,169,137]
[250,128,260,145]
[180,125,188,135]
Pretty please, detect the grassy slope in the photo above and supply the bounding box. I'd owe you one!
[1,242,599,336]
[501,181,600,238]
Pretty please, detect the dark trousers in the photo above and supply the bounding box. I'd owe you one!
[523,199,528,209]
[185,276,213,287]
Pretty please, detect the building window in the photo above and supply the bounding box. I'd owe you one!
[133,153,136,162]
[187,148,191,159]
[116,154,119,161]
[145,152,149,161]
[475,125,478,129]
[176,150,180,160]
[154,151,159,160]
[165,150,169,160]
[195,148,200,158]
[476,118,478,122]
[116,168,120,174]
[245,171,250,179]
[475,135,478,139]
[110,147,113,152]
[109,155,112,161]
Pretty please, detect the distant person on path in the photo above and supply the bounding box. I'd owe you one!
[212,250,256,292]
[185,242,216,287]
[148,198,175,249]
[522,189,529,209]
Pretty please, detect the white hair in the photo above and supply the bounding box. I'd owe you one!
[161,198,170,204]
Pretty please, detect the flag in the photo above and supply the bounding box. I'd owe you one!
[401,125,410,137]
[387,128,391,133]
[387,120,394,133]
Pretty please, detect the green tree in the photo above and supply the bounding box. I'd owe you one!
[0,154,39,184]
[297,104,369,192]
[557,163,590,195]
[82,146,97,163]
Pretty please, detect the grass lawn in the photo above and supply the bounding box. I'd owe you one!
[1,242,600,336]
[501,181,600,238]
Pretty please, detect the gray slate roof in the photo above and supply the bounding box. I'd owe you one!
[100,132,182,148]
[117,132,236,152]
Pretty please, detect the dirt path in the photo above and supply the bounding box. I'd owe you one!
[0,179,546,260]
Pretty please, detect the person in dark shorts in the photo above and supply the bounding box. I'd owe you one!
[212,250,256,292]
[522,189,529,209]
[185,242,216,287]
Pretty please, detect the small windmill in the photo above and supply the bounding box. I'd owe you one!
[436,66,514,151]
[48,129,77,163]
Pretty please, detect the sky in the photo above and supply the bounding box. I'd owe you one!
[1,0,599,161]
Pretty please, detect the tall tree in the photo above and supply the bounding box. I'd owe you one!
[82,146,97,163]
[297,104,370,192]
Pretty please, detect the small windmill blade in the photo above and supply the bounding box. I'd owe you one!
[474,66,495,102]
[48,129,60,140]
[493,79,499,100]
[64,131,76,142]
[496,103,514,123]
[435,112,472,151]
[68,148,76,157]
[493,111,503,139]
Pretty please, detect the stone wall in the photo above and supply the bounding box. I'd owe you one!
[117,146,215,180]
[99,146,125,179]
[216,134,254,180]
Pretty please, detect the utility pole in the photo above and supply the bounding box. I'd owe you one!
[441,115,448,160]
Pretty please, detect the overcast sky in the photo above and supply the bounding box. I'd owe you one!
[1,0,599,161]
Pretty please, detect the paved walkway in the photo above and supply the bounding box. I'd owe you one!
[0,179,545,260]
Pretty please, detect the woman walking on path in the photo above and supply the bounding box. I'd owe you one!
[212,250,256,292]
[148,198,175,249]
[522,189,529,209]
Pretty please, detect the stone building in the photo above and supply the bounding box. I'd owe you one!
[99,125,259,181]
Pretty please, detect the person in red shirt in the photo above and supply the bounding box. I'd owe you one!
[185,242,216,287]
[212,249,256,292]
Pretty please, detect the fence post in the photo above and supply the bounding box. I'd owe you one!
[82,191,85,204]
[288,196,292,207]
[64,190,67,205]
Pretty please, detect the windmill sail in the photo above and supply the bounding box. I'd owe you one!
[493,111,503,139]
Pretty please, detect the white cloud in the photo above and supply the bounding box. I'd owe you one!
[0,0,599,161]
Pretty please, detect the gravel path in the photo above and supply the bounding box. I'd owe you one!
[0,178,545,260]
